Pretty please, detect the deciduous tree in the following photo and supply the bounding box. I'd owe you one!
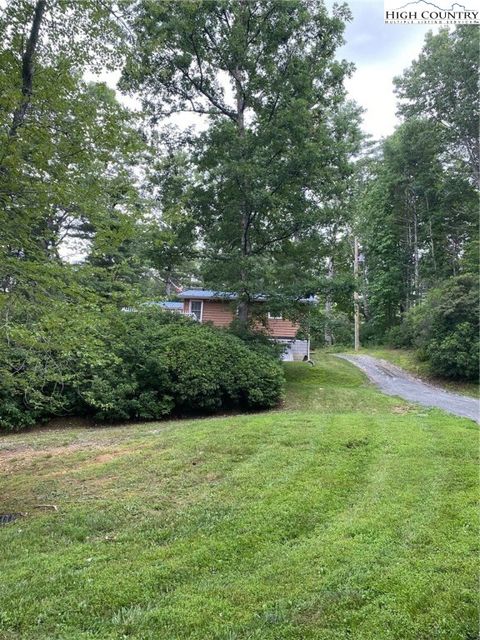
[122,0,361,322]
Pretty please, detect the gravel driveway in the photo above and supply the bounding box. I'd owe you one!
[337,354,479,422]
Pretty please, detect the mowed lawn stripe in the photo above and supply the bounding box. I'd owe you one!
[0,357,477,640]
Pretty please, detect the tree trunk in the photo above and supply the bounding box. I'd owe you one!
[8,0,46,139]
[232,6,249,325]
[236,68,248,263]
[412,204,419,304]
[237,299,249,324]
[405,219,412,311]
[426,197,437,276]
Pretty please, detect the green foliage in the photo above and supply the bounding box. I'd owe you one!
[78,310,284,421]
[122,0,361,316]
[384,322,414,349]
[0,0,157,429]
[374,275,479,381]
[394,26,479,183]
[358,118,477,338]
[0,0,146,325]
[0,307,284,431]
[309,305,353,348]
[0,1,141,267]
[357,159,407,334]
[0,302,114,431]
[357,27,478,347]
[138,138,199,291]
[410,275,479,380]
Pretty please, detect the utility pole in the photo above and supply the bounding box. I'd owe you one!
[324,256,334,347]
[354,236,360,352]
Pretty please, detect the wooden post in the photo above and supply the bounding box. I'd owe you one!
[354,236,360,352]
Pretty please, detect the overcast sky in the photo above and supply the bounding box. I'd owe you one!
[337,0,437,139]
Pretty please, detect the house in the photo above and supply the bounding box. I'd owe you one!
[178,289,311,361]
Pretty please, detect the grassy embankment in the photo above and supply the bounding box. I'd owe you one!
[0,356,478,640]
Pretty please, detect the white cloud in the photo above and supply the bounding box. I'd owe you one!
[338,1,440,138]
[345,66,398,139]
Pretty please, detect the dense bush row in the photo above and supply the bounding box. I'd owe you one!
[0,308,284,431]
[386,275,479,381]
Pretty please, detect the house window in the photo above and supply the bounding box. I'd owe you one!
[190,300,203,321]
[268,311,282,320]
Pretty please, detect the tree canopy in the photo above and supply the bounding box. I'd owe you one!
[0,0,143,307]
[394,26,479,185]
[121,0,362,321]
[354,26,479,374]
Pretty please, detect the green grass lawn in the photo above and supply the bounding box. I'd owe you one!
[338,346,479,398]
[0,357,478,640]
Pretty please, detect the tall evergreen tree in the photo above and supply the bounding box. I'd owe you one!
[356,26,479,340]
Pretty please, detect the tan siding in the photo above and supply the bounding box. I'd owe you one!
[266,318,299,338]
[182,298,300,337]
[201,300,235,327]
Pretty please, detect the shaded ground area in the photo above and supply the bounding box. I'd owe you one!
[0,358,478,640]
[338,354,479,422]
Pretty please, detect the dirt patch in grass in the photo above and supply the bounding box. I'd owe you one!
[0,442,125,474]
[1,442,87,463]
[392,405,411,414]
[93,452,124,464]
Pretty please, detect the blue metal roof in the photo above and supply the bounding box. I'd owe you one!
[178,289,316,303]
[178,289,239,300]
[141,301,183,310]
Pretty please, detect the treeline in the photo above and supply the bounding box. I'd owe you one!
[358,28,478,329]
[323,27,478,381]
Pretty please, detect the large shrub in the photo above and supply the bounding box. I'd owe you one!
[384,321,414,349]
[0,304,112,431]
[411,275,479,380]
[0,306,284,431]
[77,310,284,420]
